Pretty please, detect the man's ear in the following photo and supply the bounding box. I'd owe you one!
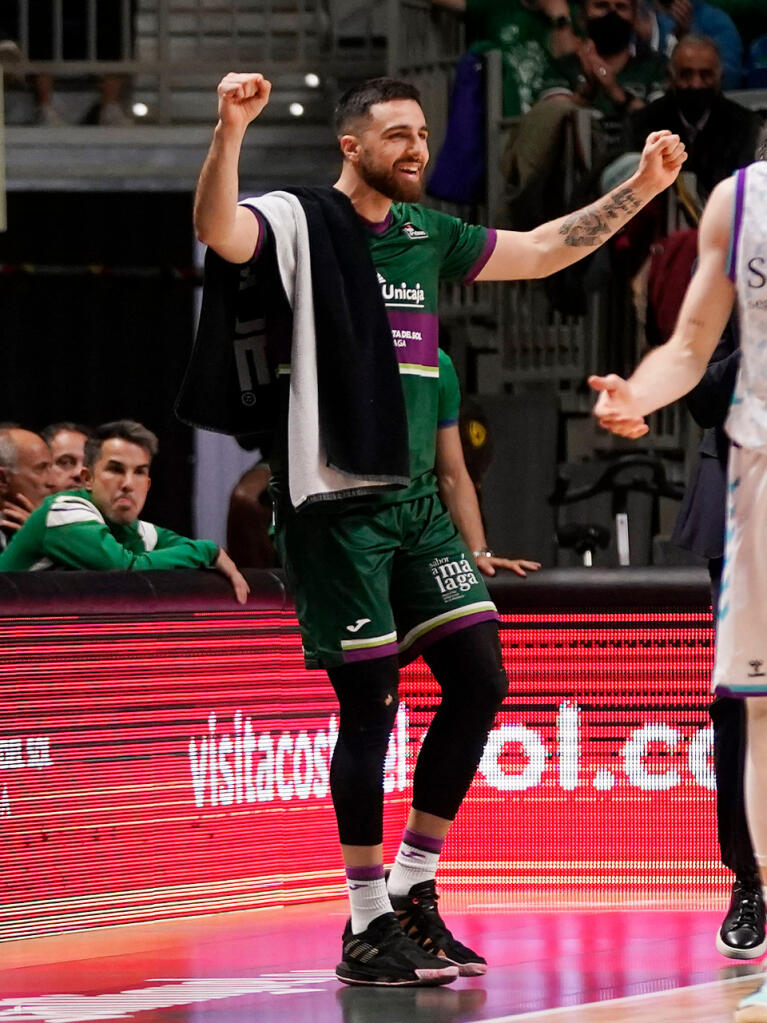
[340,133,361,163]
[0,466,9,499]
[82,466,93,490]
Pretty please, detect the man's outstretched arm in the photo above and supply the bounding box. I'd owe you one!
[194,73,272,264]
[476,131,687,281]
[588,175,737,439]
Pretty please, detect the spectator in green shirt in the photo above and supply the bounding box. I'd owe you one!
[433,0,579,115]
[503,0,668,227]
[0,418,249,603]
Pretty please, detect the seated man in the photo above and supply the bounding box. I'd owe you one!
[655,0,743,89]
[41,421,91,493]
[626,35,760,201]
[503,0,668,227]
[0,419,249,603]
[0,425,55,550]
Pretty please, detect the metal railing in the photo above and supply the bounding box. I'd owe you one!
[2,0,386,122]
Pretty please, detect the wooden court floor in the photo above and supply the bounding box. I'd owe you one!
[1,898,765,1023]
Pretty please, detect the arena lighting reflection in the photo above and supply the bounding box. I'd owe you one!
[0,599,726,940]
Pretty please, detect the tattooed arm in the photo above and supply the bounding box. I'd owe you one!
[476,131,686,281]
[589,176,736,439]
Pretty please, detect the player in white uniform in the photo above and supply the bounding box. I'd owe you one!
[589,148,767,1022]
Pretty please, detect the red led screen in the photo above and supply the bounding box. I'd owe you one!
[0,605,725,940]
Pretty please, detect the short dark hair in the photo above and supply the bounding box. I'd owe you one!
[334,77,422,136]
[41,421,93,445]
[84,420,159,468]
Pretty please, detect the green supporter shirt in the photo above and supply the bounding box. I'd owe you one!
[540,46,667,118]
[360,202,494,503]
[0,489,219,572]
[437,348,461,428]
[466,0,573,116]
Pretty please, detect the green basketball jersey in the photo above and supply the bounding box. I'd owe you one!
[363,203,495,501]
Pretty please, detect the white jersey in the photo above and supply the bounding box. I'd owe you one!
[713,162,767,695]
[726,161,767,450]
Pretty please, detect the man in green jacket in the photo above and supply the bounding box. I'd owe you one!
[0,419,249,603]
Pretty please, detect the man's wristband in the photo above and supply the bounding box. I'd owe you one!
[473,548,494,559]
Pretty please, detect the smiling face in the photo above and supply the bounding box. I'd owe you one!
[83,437,151,525]
[345,98,429,203]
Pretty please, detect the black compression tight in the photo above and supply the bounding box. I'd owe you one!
[327,655,400,847]
[326,621,508,845]
[416,620,508,820]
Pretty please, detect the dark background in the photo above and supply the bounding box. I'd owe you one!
[1,192,196,534]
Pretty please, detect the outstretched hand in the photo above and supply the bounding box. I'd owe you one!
[476,555,541,578]
[635,130,687,196]
[217,72,272,131]
[588,374,649,439]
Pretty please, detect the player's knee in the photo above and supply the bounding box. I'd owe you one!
[476,666,509,716]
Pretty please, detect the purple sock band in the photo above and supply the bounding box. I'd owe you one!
[403,828,444,855]
[346,864,385,882]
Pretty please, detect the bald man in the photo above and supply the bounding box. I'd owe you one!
[0,426,55,549]
[627,35,760,200]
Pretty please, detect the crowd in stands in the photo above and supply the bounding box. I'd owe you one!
[430,0,766,367]
[0,1,136,125]
[0,420,248,601]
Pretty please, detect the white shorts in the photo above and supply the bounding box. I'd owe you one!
[713,444,767,697]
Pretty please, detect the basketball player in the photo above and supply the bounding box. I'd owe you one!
[589,144,767,1022]
[194,71,685,987]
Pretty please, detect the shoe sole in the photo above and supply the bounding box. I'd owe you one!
[716,930,767,960]
[335,964,459,987]
[454,961,488,977]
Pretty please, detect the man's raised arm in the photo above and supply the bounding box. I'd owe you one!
[194,72,272,265]
[476,131,687,282]
[588,175,737,439]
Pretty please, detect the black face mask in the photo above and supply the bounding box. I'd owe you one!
[675,87,718,123]
[586,12,633,56]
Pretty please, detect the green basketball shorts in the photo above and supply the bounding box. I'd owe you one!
[274,492,499,670]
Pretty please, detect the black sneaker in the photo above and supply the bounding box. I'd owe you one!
[390,879,487,976]
[717,880,766,960]
[336,912,459,987]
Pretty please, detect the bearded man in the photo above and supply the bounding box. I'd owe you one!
[191,72,685,987]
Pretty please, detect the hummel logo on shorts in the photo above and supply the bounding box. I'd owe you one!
[346,618,371,633]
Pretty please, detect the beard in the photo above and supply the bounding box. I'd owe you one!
[357,152,424,203]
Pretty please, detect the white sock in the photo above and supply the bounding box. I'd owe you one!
[387,829,444,897]
[346,868,392,934]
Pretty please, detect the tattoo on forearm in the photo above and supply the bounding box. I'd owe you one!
[559,187,643,247]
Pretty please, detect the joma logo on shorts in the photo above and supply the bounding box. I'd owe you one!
[432,557,478,595]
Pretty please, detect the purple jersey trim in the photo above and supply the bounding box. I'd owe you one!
[727,169,746,283]
[342,640,400,664]
[240,203,267,262]
[437,417,459,428]
[359,210,393,235]
[399,608,499,666]
[464,228,498,283]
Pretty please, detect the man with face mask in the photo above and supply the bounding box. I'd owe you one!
[502,0,667,227]
[627,36,760,201]
[537,0,667,121]
[655,0,743,90]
